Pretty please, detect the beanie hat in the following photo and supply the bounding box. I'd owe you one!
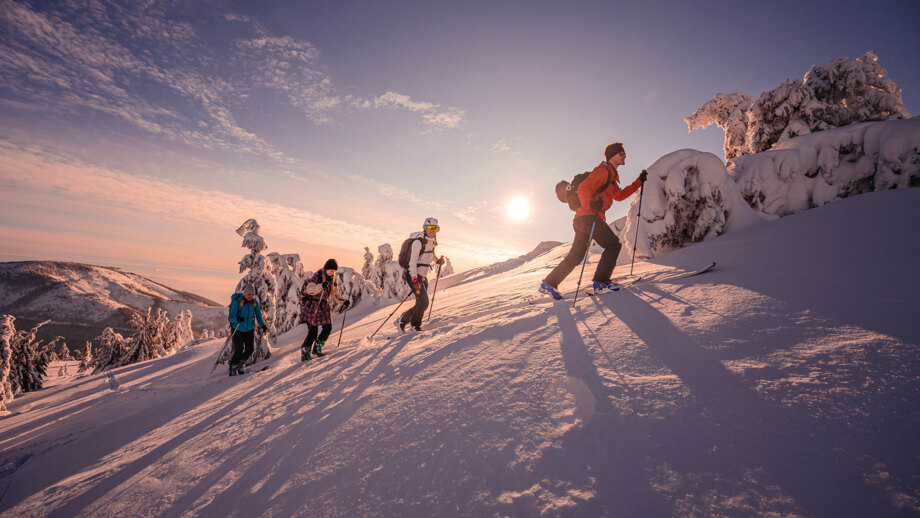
[243,284,255,295]
[323,258,338,271]
[604,142,625,161]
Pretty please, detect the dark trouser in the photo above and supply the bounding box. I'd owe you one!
[301,324,332,351]
[230,329,254,366]
[400,273,430,328]
[544,215,622,287]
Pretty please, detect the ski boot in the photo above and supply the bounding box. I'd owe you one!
[314,340,326,357]
[301,347,311,361]
[592,280,620,293]
[539,281,564,300]
[229,362,245,376]
[394,318,407,335]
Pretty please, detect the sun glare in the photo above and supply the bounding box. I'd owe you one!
[506,197,531,222]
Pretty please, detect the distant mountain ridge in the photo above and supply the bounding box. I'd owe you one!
[0,261,228,347]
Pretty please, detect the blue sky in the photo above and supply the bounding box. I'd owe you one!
[1,0,918,301]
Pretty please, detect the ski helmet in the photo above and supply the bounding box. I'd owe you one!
[423,217,439,227]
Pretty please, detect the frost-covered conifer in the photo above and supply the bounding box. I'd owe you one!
[622,150,773,259]
[361,247,374,279]
[8,319,51,394]
[60,343,72,360]
[268,252,304,336]
[0,315,15,412]
[77,341,93,372]
[230,219,273,366]
[118,307,169,367]
[687,51,910,160]
[88,328,128,373]
[164,310,194,352]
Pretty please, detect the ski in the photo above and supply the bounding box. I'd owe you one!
[592,262,717,295]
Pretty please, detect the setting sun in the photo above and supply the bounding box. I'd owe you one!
[506,197,531,222]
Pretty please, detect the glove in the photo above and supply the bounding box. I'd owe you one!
[322,279,331,289]
[341,300,350,309]
[436,256,445,266]
[638,170,648,183]
[411,276,422,292]
[260,325,267,333]
[589,198,603,211]
[236,316,245,323]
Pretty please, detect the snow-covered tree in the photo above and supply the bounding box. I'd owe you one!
[1,315,15,412]
[59,343,72,360]
[163,310,194,352]
[621,150,773,259]
[87,328,128,373]
[77,341,92,371]
[361,247,374,279]
[46,349,60,362]
[7,319,51,394]
[233,219,273,366]
[729,118,920,216]
[117,307,170,367]
[687,51,910,160]
[268,252,305,336]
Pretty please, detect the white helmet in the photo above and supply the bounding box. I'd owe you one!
[423,217,439,227]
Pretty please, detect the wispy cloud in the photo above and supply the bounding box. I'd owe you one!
[0,0,467,162]
[372,91,466,130]
[492,140,511,152]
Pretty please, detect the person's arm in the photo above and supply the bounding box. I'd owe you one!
[409,239,422,279]
[609,176,641,202]
[228,297,240,325]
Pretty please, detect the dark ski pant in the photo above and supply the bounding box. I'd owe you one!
[400,273,429,328]
[544,215,622,288]
[301,324,332,352]
[230,329,254,366]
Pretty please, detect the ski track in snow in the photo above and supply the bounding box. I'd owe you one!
[1,190,919,517]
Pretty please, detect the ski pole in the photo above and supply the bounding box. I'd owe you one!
[572,219,598,307]
[209,325,239,374]
[629,178,646,277]
[336,304,349,348]
[426,260,443,323]
[368,292,412,340]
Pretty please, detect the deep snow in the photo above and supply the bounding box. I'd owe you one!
[1,189,918,517]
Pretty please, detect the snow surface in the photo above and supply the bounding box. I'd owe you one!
[1,190,919,516]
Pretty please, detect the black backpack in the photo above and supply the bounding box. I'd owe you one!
[559,169,612,211]
[398,236,428,269]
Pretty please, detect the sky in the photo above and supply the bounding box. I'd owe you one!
[1,0,918,303]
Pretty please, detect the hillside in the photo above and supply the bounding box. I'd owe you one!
[0,261,228,347]
[0,189,918,517]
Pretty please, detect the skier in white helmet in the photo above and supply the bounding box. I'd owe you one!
[395,217,444,333]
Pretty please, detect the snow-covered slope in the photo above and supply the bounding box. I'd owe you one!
[1,190,918,517]
[0,262,227,346]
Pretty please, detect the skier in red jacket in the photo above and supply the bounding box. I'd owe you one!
[540,142,647,299]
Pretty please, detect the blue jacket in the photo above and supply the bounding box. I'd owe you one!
[228,293,266,332]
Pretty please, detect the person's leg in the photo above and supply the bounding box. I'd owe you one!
[315,324,333,356]
[229,330,245,372]
[301,325,318,360]
[544,216,594,288]
[241,330,255,363]
[590,220,623,282]
[408,279,429,329]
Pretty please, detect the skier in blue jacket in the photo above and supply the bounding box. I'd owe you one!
[227,284,267,375]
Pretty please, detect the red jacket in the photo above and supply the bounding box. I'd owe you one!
[575,161,642,220]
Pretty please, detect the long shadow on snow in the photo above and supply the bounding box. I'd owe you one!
[39,359,315,518]
[498,304,673,517]
[638,280,920,510]
[186,339,409,516]
[606,290,909,517]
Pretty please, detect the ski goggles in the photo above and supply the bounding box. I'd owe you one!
[423,224,440,233]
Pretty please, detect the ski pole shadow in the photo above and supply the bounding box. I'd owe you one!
[604,290,906,517]
[178,339,409,516]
